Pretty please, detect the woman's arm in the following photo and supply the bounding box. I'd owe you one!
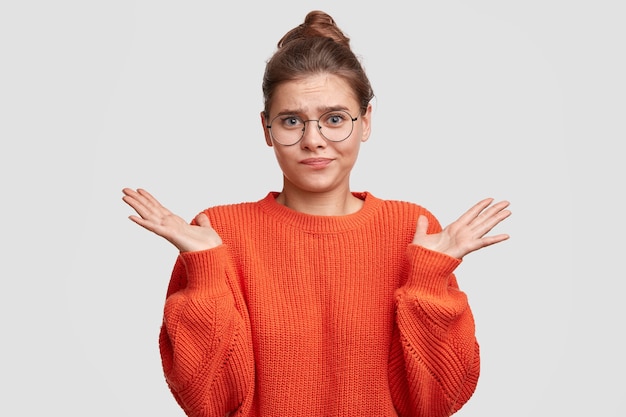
[390,244,479,416]
[390,199,509,416]
[159,249,255,416]
[122,188,255,415]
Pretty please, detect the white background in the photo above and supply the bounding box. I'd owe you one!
[1,0,624,415]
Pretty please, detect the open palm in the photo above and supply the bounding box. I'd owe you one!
[122,188,222,252]
[412,198,511,259]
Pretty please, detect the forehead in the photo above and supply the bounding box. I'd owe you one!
[270,73,358,115]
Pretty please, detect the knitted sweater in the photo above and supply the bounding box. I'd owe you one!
[159,191,479,417]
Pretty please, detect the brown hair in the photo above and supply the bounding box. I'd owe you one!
[262,10,374,117]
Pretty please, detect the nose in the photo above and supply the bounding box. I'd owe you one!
[300,119,326,148]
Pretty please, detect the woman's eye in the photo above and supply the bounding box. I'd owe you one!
[326,114,345,125]
[283,117,301,127]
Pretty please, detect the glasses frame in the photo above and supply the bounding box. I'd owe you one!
[266,110,359,146]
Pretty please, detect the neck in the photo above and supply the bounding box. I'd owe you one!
[276,187,363,216]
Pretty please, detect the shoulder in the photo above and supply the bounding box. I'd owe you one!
[361,192,443,231]
[202,198,264,220]
[194,196,270,242]
[190,193,271,224]
[360,191,431,216]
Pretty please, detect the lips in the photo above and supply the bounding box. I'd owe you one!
[300,158,333,168]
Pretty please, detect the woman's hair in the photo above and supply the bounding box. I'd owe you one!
[262,10,374,117]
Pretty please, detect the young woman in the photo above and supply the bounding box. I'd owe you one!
[122,10,510,417]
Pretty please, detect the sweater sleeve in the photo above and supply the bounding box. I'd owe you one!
[158,245,255,417]
[389,244,480,417]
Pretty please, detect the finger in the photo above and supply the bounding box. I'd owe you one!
[464,199,510,227]
[130,188,161,212]
[122,188,151,212]
[122,193,155,219]
[478,233,510,248]
[123,188,170,221]
[472,200,510,225]
[455,198,495,225]
[123,188,161,210]
[135,188,162,206]
[122,187,138,196]
[122,192,147,214]
[127,213,157,232]
[479,200,510,218]
[472,208,512,239]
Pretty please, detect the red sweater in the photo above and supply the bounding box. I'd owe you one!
[159,192,479,417]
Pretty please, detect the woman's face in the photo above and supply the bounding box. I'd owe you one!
[261,73,372,195]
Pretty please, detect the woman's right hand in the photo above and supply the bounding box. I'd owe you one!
[122,188,222,252]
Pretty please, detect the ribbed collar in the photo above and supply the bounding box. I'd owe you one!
[257,191,383,234]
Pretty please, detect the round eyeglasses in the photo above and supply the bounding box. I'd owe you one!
[266,110,358,146]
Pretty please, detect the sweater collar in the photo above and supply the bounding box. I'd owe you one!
[257,191,382,233]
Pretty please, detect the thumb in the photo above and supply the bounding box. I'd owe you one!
[416,214,429,234]
[412,214,429,244]
[194,212,211,227]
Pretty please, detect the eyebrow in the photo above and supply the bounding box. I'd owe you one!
[274,105,351,117]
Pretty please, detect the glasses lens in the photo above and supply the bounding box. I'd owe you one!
[269,110,355,145]
[269,115,303,145]
[318,110,354,142]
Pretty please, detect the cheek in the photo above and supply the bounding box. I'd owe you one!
[338,139,362,158]
[271,147,293,170]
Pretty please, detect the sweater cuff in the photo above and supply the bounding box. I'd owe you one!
[178,245,231,297]
[402,244,462,298]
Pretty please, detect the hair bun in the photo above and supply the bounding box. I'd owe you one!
[278,10,350,48]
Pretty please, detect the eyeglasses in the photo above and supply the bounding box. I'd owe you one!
[266,110,358,146]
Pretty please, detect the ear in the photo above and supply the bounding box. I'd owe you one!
[260,111,273,147]
[360,103,373,143]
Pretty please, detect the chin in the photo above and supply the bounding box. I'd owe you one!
[294,178,347,194]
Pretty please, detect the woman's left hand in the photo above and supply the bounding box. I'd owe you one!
[412,198,511,259]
